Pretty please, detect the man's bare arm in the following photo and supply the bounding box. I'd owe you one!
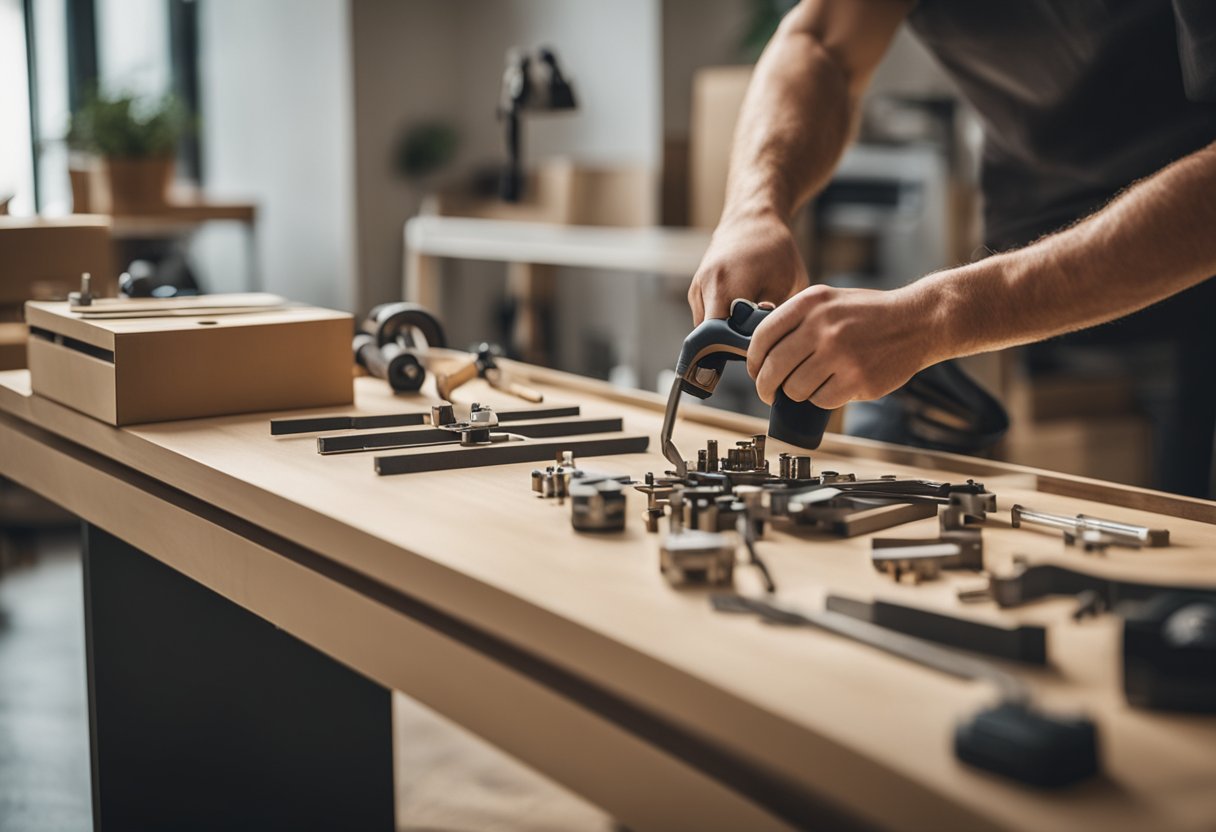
[747,141,1216,409]
[925,141,1216,358]
[687,0,911,324]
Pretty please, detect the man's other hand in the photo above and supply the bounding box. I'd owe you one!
[687,214,809,325]
[746,283,939,409]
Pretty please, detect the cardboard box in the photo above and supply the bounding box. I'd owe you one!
[0,323,26,372]
[0,216,116,304]
[689,66,752,229]
[25,297,353,425]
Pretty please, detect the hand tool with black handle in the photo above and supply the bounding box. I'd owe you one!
[661,299,831,475]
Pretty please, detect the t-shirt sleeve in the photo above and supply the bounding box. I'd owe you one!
[1174,0,1216,102]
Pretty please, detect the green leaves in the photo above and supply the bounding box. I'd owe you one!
[395,122,459,181]
[68,91,190,159]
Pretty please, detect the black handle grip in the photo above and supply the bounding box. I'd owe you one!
[354,334,425,393]
[769,388,830,450]
[674,299,830,450]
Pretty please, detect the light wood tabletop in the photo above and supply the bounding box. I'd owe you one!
[0,365,1213,831]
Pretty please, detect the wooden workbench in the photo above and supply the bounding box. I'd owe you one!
[0,365,1213,831]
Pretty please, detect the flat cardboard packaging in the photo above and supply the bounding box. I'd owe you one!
[689,66,752,230]
[0,216,116,304]
[25,299,353,425]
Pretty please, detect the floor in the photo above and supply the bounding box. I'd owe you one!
[0,529,613,832]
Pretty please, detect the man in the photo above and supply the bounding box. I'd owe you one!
[689,0,1216,496]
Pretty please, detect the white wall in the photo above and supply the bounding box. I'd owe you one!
[195,0,357,310]
[347,0,665,386]
[349,0,664,314]
[0,0,35,215]
[349,0,460,313]
[450,0,662,171]
[96,0,171,97]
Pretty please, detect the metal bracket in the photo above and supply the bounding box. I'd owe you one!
[374,434,649,476]
[958,558,1213,609]
[270,405,580,436]
[1011,504,1169,549]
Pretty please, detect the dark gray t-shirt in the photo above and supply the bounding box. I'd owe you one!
[907,0,1216,250]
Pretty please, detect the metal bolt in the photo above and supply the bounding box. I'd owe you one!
[793,455,812,479]
[69,272,94,306]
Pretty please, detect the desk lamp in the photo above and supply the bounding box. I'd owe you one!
[498,47,578,202]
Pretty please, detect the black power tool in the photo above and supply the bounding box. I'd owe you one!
[661,298,1009,474]
[661,299,831,474]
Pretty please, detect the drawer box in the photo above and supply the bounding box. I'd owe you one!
[25,296,353,425]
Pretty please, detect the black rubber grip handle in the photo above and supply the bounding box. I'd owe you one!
[674,299,830,450]
[354,335,425,393]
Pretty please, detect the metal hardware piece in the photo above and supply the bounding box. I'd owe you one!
[958,558,1214,609]
[659,376,689,475]
[1010,504,1169,548]
[735,496,776,593]
[711,594,1098,787]
[870,492,991,582]
[68,272,94,306]
[532,452,633,506]
[712,595,1028,702]
[660,528,736,586]
[374,435,649,476]
[571,479,627,532]
[824,594,1047,665]
[871,533,983,583]
[270,405,580,436]
[786,496,937,538]
[318,405,536,453]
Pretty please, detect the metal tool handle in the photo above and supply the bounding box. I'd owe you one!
[1012,504,1169,547]
[1076,514,1169,547]
[1010,505,1077,533]
[673,299,830,444]
[726,596,1027,703]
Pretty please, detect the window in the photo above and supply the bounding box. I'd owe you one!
[0,0,35,214]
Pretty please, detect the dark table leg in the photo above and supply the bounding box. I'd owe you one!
[82,523,394,831]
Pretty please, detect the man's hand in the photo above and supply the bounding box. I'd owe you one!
[746,283,939,409]
[688,214,809,325]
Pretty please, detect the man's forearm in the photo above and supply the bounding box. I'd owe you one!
[721,20,853,225]
[921,142,1216,360]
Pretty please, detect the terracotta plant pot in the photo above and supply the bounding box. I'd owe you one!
[104,156,174,214]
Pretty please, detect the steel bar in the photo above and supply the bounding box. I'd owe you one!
[271,405,580,436]
[318,417,624,455]
[374,435,650,476]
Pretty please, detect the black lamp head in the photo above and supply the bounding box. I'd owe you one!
[497,46,579,202]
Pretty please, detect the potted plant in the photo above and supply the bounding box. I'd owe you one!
[68,91,188,214]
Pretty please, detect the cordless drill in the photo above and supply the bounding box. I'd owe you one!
[660,299,831,474]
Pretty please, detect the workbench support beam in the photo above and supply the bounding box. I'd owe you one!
[83,523,394,831]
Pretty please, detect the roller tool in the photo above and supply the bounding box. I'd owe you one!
[355,302,446,393]
[661,299,831,475]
